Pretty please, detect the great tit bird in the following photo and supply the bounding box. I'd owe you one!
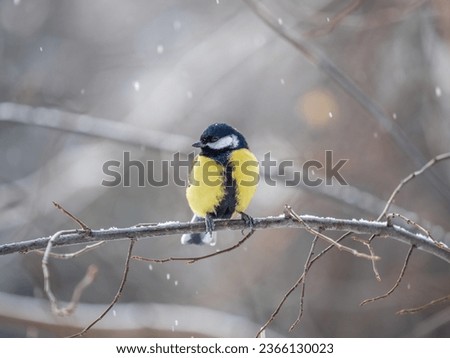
[181,123,259,245]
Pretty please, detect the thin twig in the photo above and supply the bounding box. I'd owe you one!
[52,201,91,232]
[366,153,450,278]
[42,230,72,313]
[69,239,136,337]
[42,230,98,316]
[40,203,100,316]
[61,265,98,315]
[367,242,381,281]
[378,153,450,220]
[396,294,450,315]
[387,213,439,245]
[256,276,304,337]
[360,245,414,306]
[256,231,353,337]
[133,229,255,264]
[352,236,381,281]
[285,205,379,261]
[32,241,105,259]
[289,236,318,331]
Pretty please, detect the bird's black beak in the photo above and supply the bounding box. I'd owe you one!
[192,141,203,148]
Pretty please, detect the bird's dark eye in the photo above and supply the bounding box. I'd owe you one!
[210,136,219,143]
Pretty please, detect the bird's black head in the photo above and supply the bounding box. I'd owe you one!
[192,123,248,157]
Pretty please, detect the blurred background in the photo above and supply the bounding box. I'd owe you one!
[0,0,449,337]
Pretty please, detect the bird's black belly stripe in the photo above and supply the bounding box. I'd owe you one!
[211,162,236,219]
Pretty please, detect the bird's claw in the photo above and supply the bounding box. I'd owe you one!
[205,214,215,235]
[240,212,254,235]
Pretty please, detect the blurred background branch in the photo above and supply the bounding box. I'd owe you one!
[0,291,278,338]
[0,102,192,151]
[244,0,450,206]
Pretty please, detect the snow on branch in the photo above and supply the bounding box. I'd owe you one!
[1,210,449,263]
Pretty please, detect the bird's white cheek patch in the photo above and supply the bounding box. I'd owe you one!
[207,134,238,150]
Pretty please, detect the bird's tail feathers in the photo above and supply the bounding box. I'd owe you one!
[181,215,217,246]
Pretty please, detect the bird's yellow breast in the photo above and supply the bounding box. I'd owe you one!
[229,148,259,213]
[186,149,259,217]
[186,155,225,217]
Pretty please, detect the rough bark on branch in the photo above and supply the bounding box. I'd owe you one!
[1,214,449,263]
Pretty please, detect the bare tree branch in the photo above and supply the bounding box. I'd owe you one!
[42,229,98,316]
[285,206,377,260]
[378,152,450,220]
[397,294,450,315]
[52,201,91,232]
[289,235,318,331]
[353,236,382,281]
[256,231,354,337]
[34,242,105,259]
[360,245,414,306]
[69,239,136,337]
[133,228,256,264]
[1,213,449,263]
